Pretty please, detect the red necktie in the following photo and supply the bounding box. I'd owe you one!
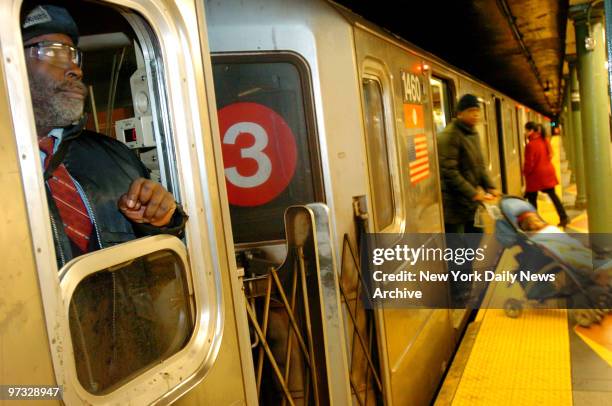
[39,136,93,253]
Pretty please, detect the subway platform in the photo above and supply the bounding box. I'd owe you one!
[435,135,612,405]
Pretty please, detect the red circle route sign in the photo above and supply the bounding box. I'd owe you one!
[218,102,298,207]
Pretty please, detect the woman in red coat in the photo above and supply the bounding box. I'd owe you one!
[523,122,569,227]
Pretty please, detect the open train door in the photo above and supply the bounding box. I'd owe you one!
[495,97,509,193]
[495,97,523,196]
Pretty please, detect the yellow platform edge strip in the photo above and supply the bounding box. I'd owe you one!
[451,308,573,405]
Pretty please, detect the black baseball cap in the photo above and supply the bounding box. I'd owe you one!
[22,5,79,45]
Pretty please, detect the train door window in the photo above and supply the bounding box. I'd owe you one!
[362,77,394,230]
[430,77,452,134]
[212,54,323,244]
[13,1,214,403]
[62,238,192,395]
[474,100,491,167]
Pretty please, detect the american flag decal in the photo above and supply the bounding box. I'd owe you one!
[404,104,430,184]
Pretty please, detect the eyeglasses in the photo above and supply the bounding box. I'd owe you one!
[25,41,82,69]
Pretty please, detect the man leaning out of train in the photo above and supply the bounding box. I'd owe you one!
[22,4,187,267]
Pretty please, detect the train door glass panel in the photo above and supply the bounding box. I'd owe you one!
[430,77,452,134]
[475,101,491,168]
[16,1,205,403]
[64,243,192,394]
[212,55,323,244]
[362,77,394,230]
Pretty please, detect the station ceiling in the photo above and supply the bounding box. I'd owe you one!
[335,0,573,118]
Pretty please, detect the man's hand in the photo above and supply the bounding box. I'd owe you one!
[472,189,486,201]
[118,178,177,227]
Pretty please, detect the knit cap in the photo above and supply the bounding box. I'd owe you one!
[456,94,480,112]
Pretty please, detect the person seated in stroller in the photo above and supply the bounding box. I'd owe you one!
[496,197,611,326]
[516,210,611,287]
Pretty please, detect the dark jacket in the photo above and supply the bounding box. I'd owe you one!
[46,124,187,267]
[437,118,495,224]
[523,133,557,192]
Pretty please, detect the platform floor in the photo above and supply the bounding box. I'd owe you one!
[437,285,612,404]
[435,137,612,405]
[437,245,612,405]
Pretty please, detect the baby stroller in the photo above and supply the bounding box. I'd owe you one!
[494,196,612,327]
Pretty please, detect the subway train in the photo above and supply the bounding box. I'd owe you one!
[0,0,549,405]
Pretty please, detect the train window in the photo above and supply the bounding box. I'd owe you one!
[430,77,452,134]
[362,77,394,230]
[475,100,491,167]
[212,54,323,244]
[80,21,177,191]
[62,239,192,394]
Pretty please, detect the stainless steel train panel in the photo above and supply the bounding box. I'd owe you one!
[238,203,353,405]
[353,25,454,406]
[0,35,58,397]
[499,98,523,195]
[286,204,352,405]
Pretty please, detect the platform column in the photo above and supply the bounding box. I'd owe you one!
[571,4,612,239]
[605,0,612,109]
[562,79,576,184]
[567,59,588,210]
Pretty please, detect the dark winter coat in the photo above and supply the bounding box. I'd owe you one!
[45,123,187,267]
[523,133,558,192]
[437,118,495,224]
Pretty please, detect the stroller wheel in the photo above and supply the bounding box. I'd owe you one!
[504,298,523,318]
[599,297,612,314]
[598,292,612,309]
[587,286,612,309]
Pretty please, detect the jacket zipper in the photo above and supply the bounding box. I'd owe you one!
[71,176,103,250]
[49,210,66,267]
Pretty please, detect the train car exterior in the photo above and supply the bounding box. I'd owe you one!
[206,1,451,401]
[0,0,257,404]
[205,0,540,405]
[0,0,546,405]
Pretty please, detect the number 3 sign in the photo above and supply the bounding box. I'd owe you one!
[218,102,298,206]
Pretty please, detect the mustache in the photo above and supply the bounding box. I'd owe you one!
[55,80,88,95]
